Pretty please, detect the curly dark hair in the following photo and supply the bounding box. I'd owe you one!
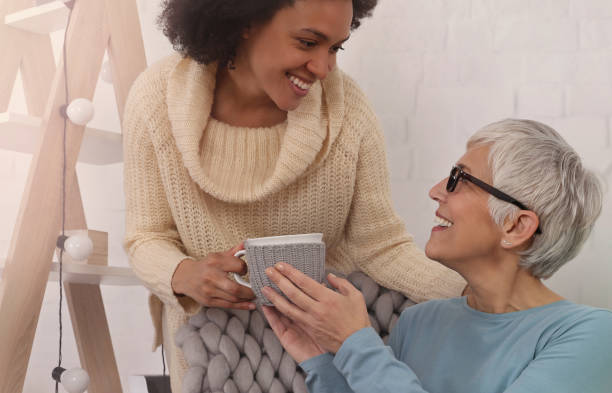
[158,0,378,66]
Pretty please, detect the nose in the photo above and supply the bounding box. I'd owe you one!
[429,177,448,203]
[306,49,335,80]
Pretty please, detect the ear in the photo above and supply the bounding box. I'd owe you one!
[501,210,539,249]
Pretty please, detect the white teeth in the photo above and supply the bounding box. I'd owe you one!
[434,216,453,227]
[288,74,312,90]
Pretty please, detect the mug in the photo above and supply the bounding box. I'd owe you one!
[232,233,325,305]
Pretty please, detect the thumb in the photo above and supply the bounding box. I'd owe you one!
[327,273,352,296]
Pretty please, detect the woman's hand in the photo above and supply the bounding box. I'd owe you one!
[262,306,326,363]
[171,243,256,310]
[263,263,371,353]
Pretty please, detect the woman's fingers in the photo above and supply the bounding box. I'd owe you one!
[262,306,287,336]
[193,271,255,305]
[327,272,355,296]
[215,254,248,275]
[265,266,318,312]
[261,284,312,326]
[194,287,244,304]
[266,263,330,306]
[210,299,255,310]
[224,242,245,257]
[190,278,256,308]
[215,275,255,300]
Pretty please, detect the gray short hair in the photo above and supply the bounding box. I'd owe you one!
[467,119,603,278]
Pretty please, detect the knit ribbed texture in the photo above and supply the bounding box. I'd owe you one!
[242,242,326,306]
[200,119,286,198]
[123,53,465,393]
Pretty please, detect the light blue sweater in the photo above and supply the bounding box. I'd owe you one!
[301,297,612,393]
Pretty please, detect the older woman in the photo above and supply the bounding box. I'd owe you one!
[262,119,612,393]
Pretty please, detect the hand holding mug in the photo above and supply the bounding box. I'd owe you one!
[171,243,256,310]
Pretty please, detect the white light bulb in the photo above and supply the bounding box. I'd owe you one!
[64,233,94,262]
[66,98,94,126]
[52,367,89,393]
[100,61,113,83]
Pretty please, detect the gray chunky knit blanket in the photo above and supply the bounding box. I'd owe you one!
[175,271,416,393]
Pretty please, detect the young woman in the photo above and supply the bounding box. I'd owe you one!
[122,1,464,391]
[263,119,612,393]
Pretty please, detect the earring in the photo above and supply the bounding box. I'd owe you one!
[227,57,236,70]
[502,240,512,246]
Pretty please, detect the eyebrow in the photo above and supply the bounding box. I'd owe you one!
[456,163,472,172]
[299,28,350,44]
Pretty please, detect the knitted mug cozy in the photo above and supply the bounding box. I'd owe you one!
[175,271,416,393]
[237,242,326,306]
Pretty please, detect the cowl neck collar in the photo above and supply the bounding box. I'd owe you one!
[166,55,344,203]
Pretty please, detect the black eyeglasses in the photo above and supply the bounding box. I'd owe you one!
[447,166,542,234]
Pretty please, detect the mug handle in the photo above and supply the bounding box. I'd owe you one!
[232,249,251,288]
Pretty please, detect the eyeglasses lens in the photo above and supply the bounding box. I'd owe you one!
[447,167,459,192]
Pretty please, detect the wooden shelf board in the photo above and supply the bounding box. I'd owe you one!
[0,112,123,165]
[0,258,141,286]
[4,0,70,34]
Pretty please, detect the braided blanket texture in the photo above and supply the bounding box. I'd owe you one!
[176,271,416,393]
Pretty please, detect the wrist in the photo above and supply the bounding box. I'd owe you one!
[339,319,371,349]
[172,258,193,297]
[297,349,327,364]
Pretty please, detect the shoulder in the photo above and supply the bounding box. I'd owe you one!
[336,69,369,105]
[125,53,184,114]
[337,69,377,120]
[135,52,184,89]
[322,67,378,128]
[531,302,612,358]
[554,303,612,336]
[123,53,185,141]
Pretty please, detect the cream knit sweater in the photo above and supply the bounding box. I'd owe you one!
[123,53,464,392]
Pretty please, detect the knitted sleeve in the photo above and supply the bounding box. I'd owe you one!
[122,72,199,314]
[331,82,465,302]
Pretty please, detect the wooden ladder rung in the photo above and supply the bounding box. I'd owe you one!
[4,0,70,34]
[0,259,141,286]
[0,112,123,165]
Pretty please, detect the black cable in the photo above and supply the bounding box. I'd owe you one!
[56,4,74,392]
[162,343,167,376]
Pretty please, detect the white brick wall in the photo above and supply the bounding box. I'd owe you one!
[1,0,611,391]
[572,0,612,19]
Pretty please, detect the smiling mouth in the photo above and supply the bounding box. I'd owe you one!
[286,72,313,91]
[434,215,453,229]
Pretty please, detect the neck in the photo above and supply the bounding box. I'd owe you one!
[457,254,563,314]
[212,62,287,127]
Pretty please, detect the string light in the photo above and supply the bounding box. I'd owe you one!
[56,233,94,262]
[65,98,95,126]
[53,3,90,392]
[49,1,166,390]
[51,367,90,393]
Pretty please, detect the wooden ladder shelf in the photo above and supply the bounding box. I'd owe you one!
[0,0,147,392]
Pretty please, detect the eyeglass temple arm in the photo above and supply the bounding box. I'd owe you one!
[461,172,542,234]
[461,172,526,209]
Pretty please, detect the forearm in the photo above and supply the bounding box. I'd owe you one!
[359,241,466,302]
[125,235,199,313]
[122,87,201,312]
[333,328,428,393]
